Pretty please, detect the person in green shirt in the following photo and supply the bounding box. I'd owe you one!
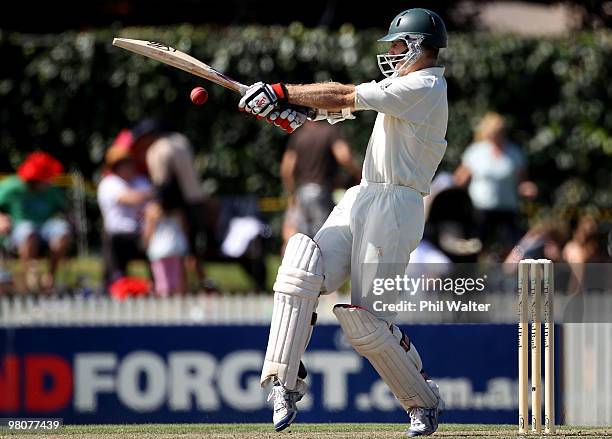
[0,152,71,290]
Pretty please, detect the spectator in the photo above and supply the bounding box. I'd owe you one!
[505,220,567,264]
[563,214,611,263]
[142,197,188,296]
[0,152,70,291]
[453,112,537,258]
[97,145,153,286]
[412,172,482,265]
[129,119,209,286]
[558,215,611,302]
[280,121,361,245]
[212,195,269,291]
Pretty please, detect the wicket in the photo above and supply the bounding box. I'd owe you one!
[518,259,555,434]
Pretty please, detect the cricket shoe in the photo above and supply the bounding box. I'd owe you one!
[267,379,308,432]
[406,380,445,437]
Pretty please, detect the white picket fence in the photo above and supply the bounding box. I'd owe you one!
[0,293,526,326]
[0,293,347,326]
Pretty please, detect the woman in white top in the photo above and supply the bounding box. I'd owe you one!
[454,112,537,257]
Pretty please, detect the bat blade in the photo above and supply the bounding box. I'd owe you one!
[112,38,248,94]
[112,37,346,123]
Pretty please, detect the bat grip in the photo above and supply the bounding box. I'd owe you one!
[303,107,318,119]
[237,84,249,95]
[281,104,317,120]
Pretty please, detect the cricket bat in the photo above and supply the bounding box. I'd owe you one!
[112,38,249,95]
[112,38,353,123]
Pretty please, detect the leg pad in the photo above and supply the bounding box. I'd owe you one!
[333,304,438,409]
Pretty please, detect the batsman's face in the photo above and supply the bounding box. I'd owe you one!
[377,36,422,78]
[388,40,408,56]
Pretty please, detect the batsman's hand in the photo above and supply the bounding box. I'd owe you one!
[267,104,310,134]
[238,82,287,117]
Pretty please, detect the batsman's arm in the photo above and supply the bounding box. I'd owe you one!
[239,81,356,126]
[285,83,356,112]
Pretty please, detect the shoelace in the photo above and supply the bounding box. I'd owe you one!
[409,408,426,428]
[267,386,282,402]
[410,408,423,420]
[268,386,290,411]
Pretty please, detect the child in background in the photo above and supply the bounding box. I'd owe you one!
[142,197,188,296]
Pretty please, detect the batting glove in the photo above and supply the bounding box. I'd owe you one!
[238,82,288,117]
[267,104,310,133]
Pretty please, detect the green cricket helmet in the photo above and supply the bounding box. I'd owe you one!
[377,8,447,77]
[379,8,448,48]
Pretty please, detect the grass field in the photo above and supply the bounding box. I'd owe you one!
[3,424,612,439]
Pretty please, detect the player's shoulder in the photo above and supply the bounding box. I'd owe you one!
[406,66,445,82]
[389,66,446,92]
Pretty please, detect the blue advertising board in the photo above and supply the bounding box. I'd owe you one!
[0,324,558,424]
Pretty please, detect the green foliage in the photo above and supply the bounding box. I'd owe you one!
[0,26,610,212]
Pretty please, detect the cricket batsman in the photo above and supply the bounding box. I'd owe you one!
[238,8,448,436]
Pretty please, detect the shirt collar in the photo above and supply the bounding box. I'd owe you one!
[419,66,445,76]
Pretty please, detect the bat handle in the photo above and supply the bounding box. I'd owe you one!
[237,84,250,95]
[303,107,318,119]
[294,106,320,120]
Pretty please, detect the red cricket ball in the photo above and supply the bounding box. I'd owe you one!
[190,86,208,105]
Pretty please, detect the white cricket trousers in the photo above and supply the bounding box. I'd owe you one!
[314,180,425,323]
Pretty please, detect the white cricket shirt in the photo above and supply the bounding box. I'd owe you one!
[354,67,448,194]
